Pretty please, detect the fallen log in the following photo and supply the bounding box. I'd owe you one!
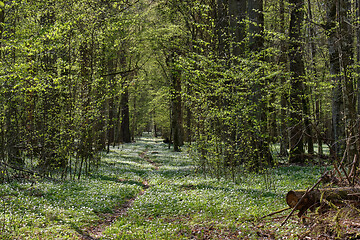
[286,187,360,216]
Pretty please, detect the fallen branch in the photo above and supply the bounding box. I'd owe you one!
[281,171,328,226]
[260,207,290,220]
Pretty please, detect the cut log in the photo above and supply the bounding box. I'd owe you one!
[286,188,360,215]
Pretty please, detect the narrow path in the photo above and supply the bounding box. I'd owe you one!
[79,147,153,240]
[79,180,149,240]
[139,148,160,170]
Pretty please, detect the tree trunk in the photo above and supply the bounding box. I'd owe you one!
[327,0,344,157]
[217,0,228,59]
[229,0,246,57]
[5,87,21,166]
[279,0,289,157]
[248,0,263,52]
[247,0,273,167]
[107,58,116,151]
[338,0,357,164]
[326,0,357,162]
[120,87,131,143]
[171,61,183,151]
[288,0,305,163]
[357,0,360,116]
[0,1,4,58]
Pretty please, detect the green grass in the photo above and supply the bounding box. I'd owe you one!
[0,137,326,239]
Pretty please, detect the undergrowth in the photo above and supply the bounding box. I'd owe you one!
[0,137,325,239]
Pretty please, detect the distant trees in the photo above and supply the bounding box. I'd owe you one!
[0,0,142,180]
[151,0,360,178]
[2,0,360,181]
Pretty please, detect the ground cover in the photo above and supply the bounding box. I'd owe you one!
[0,137,325,239]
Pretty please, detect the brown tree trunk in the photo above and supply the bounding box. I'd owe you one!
[327,0,344,157]
[326,0,357,163]
[338,0,357,164]
[0,2,4,58]
[248,0,273,167]
[357,0,360,116]
[229,0,246,57]
[279,0,289,157]
[217,0,228,59]
[171,59,183,151]
[288,0,305,163]
[120,87,131,143]
[107,59,116,151]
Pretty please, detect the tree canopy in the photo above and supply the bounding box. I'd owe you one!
[0,0,359,181]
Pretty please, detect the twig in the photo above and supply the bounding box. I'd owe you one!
[260,207,290,219]
[333,161,344,183]
[333,144,351,185]
[349,154,357,186]
[280,171,328,227]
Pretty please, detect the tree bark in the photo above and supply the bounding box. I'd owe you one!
[279,0,289,157]
[229,0,246,57]
[120,87,131,143]
[247,0,273,167]
[326,0,344,157]
[357,0,360,116]
[107,58,116,151]
[338,0,357,164]
[288,0,305,163]
[217,0,229,59]
[248,0,263,52]
[326,0,357,162]
[170,56,183,151]
[0,1,4,58]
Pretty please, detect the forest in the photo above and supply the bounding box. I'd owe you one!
[1,0,360,239]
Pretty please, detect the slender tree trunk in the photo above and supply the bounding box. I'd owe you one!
[279,0,289,157]
[0,2,4,58]
[338,0,357,163]
[326,0,357,162]
[327,0,344,157]
[306,0,319,155]
[248,0,273,167]
[5,87,21,166]
[304,0,315,155]
[307,0,323,155]
[171,60,183,151]
[288,0,305,163]
[120,87,131,143]
[131,83,137,141]
[229,0,246,57]
[248,0,263,52]
[107,59,116,151]
[217,0,228,59]
[357,0,360,116]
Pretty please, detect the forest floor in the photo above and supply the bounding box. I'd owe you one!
[0,137,329,239]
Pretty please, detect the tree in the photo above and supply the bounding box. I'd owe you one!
[247,0,274,167]
[326,0,358,163]
[288,0,305,163]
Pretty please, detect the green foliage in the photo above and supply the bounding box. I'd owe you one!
[99,138,323,239]
[0,0,146,178]
[0,137,327,239]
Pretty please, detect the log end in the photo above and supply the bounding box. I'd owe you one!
[286,190,312,210]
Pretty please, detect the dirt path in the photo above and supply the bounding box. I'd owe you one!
[79,180,149,240]
[79,148,153,240]
[139,148,160,170]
